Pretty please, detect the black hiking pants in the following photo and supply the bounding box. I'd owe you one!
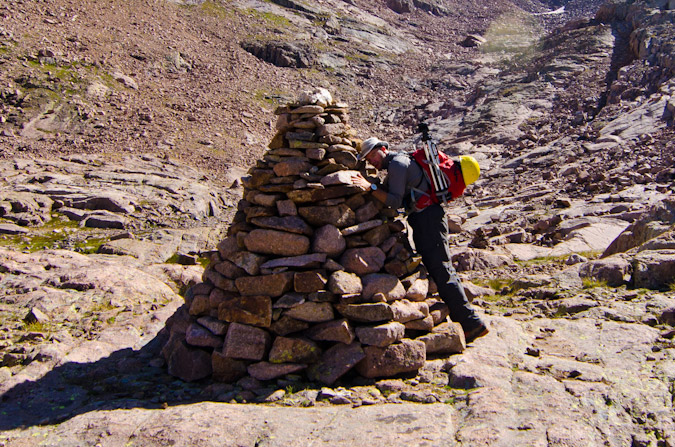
[407,204,483,333]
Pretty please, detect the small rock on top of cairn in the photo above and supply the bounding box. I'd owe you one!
[162,87,465,386]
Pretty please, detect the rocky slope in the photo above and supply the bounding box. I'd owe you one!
[1,0,674,446]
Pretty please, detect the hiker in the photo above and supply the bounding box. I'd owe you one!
[351,137,488,344]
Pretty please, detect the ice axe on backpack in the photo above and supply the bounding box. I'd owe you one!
[417,122,452,203]
[412,122,481,209]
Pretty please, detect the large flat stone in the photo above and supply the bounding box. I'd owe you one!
[288,185,359,203]
[235,272,294,297]
[340,247,386,275]
[305,319,355,344]
[218,295,272,328]
[222,323,271,360]
[307,342,365,385]
[244,229,310,256]
[335,303,394,323]
[248,362,307,381]
[268,336,321,364]
[298,204,356,227]
[355,339,426,379]
[355,322,405,347]
[284,301,335,323]
[417,322,465,354]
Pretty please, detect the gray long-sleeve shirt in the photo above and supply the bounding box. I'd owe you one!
[381,152,429,211]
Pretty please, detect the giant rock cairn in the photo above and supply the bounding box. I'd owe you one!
[162,89,467,385]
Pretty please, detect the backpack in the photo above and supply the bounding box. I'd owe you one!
[409,149,466,210]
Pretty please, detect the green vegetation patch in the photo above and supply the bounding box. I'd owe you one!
[486,277,513,292]
[26,60,84,85]
[253,88,290,106]
[245,8,292,27]
[74,236,108,254]
[515,255,566,267]
[22,320,51,333]
[0,218,74,251]
[0,44,13,55]
[581,277,609,289]
[200,0,234,19]
[0,215,110,253]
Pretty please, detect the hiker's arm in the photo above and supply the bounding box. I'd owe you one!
[350,173,389,204]
[351,167,405,209]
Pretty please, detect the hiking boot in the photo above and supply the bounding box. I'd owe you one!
[464,324,489,344]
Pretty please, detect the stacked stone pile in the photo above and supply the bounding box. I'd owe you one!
[162,88,466,385]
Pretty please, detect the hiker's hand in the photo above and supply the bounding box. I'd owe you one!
[351,173,371,191]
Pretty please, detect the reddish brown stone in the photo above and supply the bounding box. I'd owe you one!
[305,319,355,344]
[335,302,393,323]
[355,322,405,347]
[390,299,429,323]
[244,229,310,256]
[273,158,312,177]
[244,169,274,189]
[361,274,405,302]
[235,272,294,297]
[212,351,248,383]
[268,336,321,364]
[284,301,335,323]
[429,300,450,325]
[270,315,310,336]
[288,185,359,204]
[355,339,426,379]
[218,295,272,328]
[294,270,327,293]
[340,247,386,275]
[167,341,212,382]
[248,362,307,381]
[228,251,266,276]
[222,323,271,360]
[298,204,356,227]
[307,342,365,385]
[249,215,313,236]
[312,224,346,257]
[328,270,362,295]
[404,315,434,331]
[202,269,236,292]
[418,322,465,354]
[214,260,246,279]
[261,253,327,270]
[185,323,223,348]
[189,294,210,316]
[363,224,391,246]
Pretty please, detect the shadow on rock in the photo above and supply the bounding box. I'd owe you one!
[0,328,219,430]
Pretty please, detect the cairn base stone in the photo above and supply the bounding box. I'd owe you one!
[167,341,212,382]
[355,322,406,347]
[418,322,466,354]
[305,319,355,344]
[308,342,366,385]
[269,336,321,364]
[355,339,426,379]
[248,362,307,381]
[222,323,271,360]
[212,351,248,383]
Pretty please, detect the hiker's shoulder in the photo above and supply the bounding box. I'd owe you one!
[390,151,414,164]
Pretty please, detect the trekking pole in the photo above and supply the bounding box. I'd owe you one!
[417,123,449,198]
